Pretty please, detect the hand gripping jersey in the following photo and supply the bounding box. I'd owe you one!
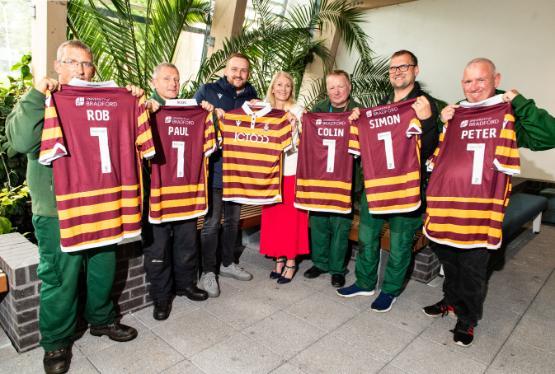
[423,95,520,249]
[219,102,292,205]
[39,83,155,252]
[350,99,422,214]
[149,102,216,223]
[295,112,354,213]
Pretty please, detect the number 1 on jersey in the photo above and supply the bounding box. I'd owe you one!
[90,127,111,174]
[172,141,185,178]
[322,139,336,173]
[377,131,395,170]
[467,143,485,185]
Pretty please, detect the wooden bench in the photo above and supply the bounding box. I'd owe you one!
[196,205,262,230]
[348,210,429,252]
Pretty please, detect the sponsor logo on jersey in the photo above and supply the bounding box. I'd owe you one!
[165,116,172,124]
[366,110,373,118]
[460,120,469,128]
[217,93,223,99]
[75,97,85,106]
[165,116,195,126]
[315,119,322,125]
[460,117,500,128]
[233,132,270,143]
[82,97,119,108]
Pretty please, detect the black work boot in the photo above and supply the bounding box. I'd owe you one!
[43,346,71,374]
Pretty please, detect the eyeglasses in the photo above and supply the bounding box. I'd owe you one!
[60,59,95,69]
[389,64,416,73]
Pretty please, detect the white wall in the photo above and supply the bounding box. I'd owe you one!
[336,0,555,182]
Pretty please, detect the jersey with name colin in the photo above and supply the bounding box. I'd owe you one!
[149,105,216,223]
[423,96,520,249]
[350,99,422,214]
[295,112,354,213]
[220,103,292,204]
[39,85,155,252]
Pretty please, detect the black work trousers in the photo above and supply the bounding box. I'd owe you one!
[200,188,242,272]
[143,220,199,303]
[432,242,490,327]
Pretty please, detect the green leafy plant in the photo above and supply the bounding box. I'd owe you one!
[0,183,30,235]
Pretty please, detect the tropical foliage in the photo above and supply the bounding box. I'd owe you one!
[68,0,390,109]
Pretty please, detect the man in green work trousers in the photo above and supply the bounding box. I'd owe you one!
[6,40,140,374]
[303,70,361,288]
[337,50,442,312]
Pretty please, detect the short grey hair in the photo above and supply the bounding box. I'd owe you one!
[466,57,497,74]
[56,40,93,61]
[152,62,179,79]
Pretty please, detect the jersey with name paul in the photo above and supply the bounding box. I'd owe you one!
[219,103,292,205]
[149,105,216,223]
[39,84,155,252]
[423,96,520,250]
[295,112,354,213]
[351,99,422,214]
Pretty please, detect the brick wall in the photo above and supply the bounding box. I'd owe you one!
[0,233,150,353]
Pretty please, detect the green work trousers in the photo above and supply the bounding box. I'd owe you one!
[33,215,116,351]
[355,194,422,295]
[309,212,352,274]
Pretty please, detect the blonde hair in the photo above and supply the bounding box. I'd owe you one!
[265,71,296,110]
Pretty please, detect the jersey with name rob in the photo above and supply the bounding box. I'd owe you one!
[295,112,354,213]
[149,104,216,223]
[219,102,292,205]
[350,99,422,214]
[39,84,155,251]
[423,96,520,249]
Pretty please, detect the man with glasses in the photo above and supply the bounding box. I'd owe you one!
[6,40,141,374]
[337,50,442,312]
[423,57,555,346]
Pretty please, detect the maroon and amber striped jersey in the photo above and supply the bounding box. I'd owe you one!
[220,103,292,204]
[149,104,216,223]
[423,96,520,250]
[39,84,155,252]
[295,112,354,213]
[350,99,422,214]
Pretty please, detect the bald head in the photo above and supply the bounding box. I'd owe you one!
[461,57,501,103]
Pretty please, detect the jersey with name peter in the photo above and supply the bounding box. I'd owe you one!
[423,95,520,249]
[39,82,155,252]
[295,112,354,213]
[149,103,216,223]
[350,99,422,214]
[219,102,292,204]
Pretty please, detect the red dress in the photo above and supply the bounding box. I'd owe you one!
[260,175,309,259]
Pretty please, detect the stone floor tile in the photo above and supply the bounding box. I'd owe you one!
[247,278,316,310]
[290,333,385,374]
[131,297,201,330]
[67,357,101,373]
[0,345,44,373]
[152,308,236,358]
[378,364,409,374]
[420,305,520,365]
[487,337,555,374]
[161,359,208,374]
[243,310,327,358]
[330,310,416,362]
[319,282,374,312]
[87,331,183,374]
[284,292,358,332]
[390,336,486,374]
[191,332,283,374]
[509,313,555,353]
[268,362,307,374]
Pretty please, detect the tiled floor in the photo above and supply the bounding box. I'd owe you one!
[1,225,554,373]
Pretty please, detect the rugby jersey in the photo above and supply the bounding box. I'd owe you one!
[350,99,422,214]
[423,95,520,250]
[220,102,292,204]
[149,102,216,223]
[295,112,354,213]
[39,83,155,252]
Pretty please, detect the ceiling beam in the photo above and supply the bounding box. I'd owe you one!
[351,0,416,10]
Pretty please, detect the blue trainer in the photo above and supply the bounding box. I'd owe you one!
[336,283,375,298]
[371,292,397,312]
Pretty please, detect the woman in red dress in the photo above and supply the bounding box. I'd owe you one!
[259,71,309,284]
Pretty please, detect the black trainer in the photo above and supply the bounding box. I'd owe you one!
[422,299,456,318]
[303,266,327,279]
[43,346,71,374]
[90,322,138,342]
[452,320,474,347]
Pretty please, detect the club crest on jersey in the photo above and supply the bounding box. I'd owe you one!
[235,120,242,126]
[165,116,172,124]
[75,97,85,106]
[217,93,223,99]
[460,120,469,128]
[264,123,269,131]
[315,119,322,125]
